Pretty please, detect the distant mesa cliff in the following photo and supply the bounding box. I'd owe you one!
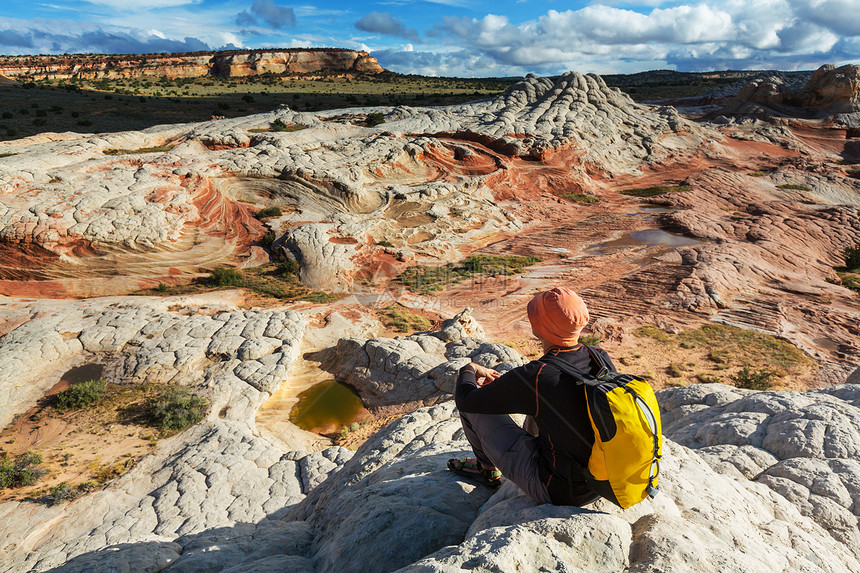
[0,48,385,81]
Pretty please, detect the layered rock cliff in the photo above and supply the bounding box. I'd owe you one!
[0,49,384,81]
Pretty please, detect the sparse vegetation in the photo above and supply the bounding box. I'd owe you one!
[376,240,394,248]
[619,185,690,197]
[144,386,208,432]
[562,193,599,203]
[731,366,779,390]
[776,183,811,191]
[632,323,815,388]
[47,481,97,505]
[579,334,601,346]
[208,267,243,286]
[0,450,47,489]
[748,171,766,177]
[277,259,300,276]
[398,254,542,294]
[845,244,860,271]
[254,206,283,219]
[270,118,306,132]
[55,379,107,410]
[261,231,276,248]
[845,169,860,179]
[1,72,511,142]
[0,152,18,158]
[103,145,175,155]
[379,304,433,333]
[365,112,385,127]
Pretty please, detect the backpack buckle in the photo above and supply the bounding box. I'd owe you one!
[646,483,659,498]
[595,366,609,379]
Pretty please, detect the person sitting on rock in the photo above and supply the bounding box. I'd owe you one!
[448,286,613,506]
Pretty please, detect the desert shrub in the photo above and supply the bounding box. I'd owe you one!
[837,272,860,291]
[377,239,394,247]
[562,193,599,203]
[731,366,779,390]
[845,244,860,271]
[847,169,860,179]
[579,334,601,346]
[55,379,107,410]
[261,231,276,248]
[365,112,385,127]
[48,482,77,504]
[269,119,306,132]
[747,171,766,177]
[146,386,208,431]
[277,259,299,276]
[379,304,432,333]
[254,206,282,219]
[0,450,46,489]
[208,267,242,286]
[776,183,810,191]
[398,254,541,294]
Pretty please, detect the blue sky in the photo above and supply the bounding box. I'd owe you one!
[1,1,859,76]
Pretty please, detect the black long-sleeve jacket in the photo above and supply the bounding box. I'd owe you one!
[455,344,615,505]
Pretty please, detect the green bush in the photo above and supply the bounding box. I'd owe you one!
[776,183,810,191]
[208,267,242,286]
[365,112,385,127]
[254,206,282,219]
[146,386,208,432]
[579,334,601,346]
[731,366,779,390]
[277,259,300,276]
[269,119,305,132]
[562,193,599,203]
[845,244,860,271]
[261,231,276,248]
[48,482,78,504]
[55,379,107,410]
[0,450,46,489]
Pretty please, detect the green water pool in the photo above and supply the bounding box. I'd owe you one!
[289,380,364,432]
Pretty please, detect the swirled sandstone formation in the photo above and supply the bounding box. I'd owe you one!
[0,307,858,573]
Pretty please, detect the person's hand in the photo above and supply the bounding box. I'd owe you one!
[471,362,501,386]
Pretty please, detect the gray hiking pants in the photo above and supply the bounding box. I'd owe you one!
[459,411,553,504]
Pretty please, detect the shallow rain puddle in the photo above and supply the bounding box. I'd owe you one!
[639,205,678,214]
[289,380,364,433]
[588,229,699,254]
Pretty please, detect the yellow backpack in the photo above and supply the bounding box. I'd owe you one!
[541,348,662,509]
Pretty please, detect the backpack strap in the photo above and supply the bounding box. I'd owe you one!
[583,345,612,379]
[539,355,602,387]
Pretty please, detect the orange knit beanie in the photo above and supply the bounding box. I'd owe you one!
[527,287,589,347]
